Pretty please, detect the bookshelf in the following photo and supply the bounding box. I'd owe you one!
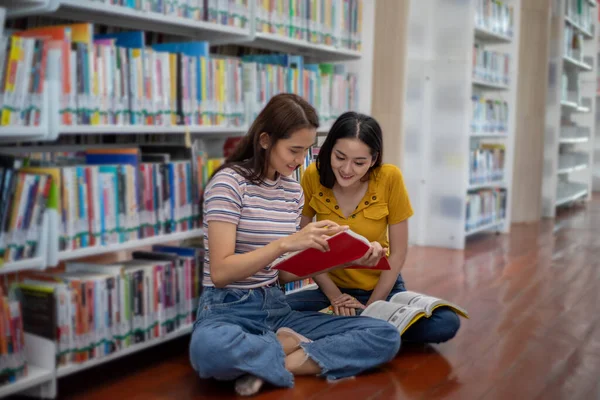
[401,0,521,249]
[0,1,371,397]
[542,0,598,217]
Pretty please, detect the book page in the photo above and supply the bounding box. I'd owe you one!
[361,300,424,335]
[390,291,470,318]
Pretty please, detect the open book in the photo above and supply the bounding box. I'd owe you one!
[271,229,390,276]
[322,291,468,335]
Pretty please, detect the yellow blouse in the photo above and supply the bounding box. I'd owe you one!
[301,163,414,291]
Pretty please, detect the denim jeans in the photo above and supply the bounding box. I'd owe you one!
[286,275,461,344]
[189,285,401,388]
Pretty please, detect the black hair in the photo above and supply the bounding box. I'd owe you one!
[316,111,383,189]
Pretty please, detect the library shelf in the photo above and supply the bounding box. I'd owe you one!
[57,325,193,378]
[53,0,250,42]
[0,257,46,275]
[564,15,594,39]
[543,0,598,218]
[470,132,509,138]
[0,365,54,398]
[559,135,590,144]
[563,55,593,71]
[465,219,505,237]
[250,32,362,63]
[467,181,507,191]
[555,183,588,206]
[557,163,588,174]
[0,212,49,275]
[57,229,204,262]
[472,79,510,90]
[60,125,248,136]
[474,26,513,43]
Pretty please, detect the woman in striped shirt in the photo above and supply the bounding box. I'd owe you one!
[189,94,401,396]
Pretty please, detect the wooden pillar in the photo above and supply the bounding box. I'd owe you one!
[370,0,410,168]
[512,0,552,223]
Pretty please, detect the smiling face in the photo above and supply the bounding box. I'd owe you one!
[331,138,376,188]
[262,127,317,179]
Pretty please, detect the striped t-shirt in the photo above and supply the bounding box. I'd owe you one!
[202,167,303,288]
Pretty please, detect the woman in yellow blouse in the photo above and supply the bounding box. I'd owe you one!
[287,112,460,344]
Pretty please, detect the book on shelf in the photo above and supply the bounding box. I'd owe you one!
[4,146,201,255]
[0,286,27,384]
[469,143,505,185]
[16,245,203,366]
[0,155,53,266]
[271,229,391,277]
[322,291,469,336]
[471,96,508,135]
[466,188,506,232]
[472,44,510,86]
[255,0,363,51]
[0,21,359,131]
[475,0,514,37]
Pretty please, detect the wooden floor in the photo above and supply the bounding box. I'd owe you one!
[17,196,600,399]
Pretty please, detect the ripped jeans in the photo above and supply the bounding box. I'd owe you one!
[189,285,401,388]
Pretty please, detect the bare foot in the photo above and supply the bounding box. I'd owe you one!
[235,375,264,396]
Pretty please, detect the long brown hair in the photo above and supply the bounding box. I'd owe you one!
[210,93,319,185]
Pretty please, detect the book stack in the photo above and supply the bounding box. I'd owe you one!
[0,287,26,385]
[16,146,200,254]
[469,144,505,185]
[465,188,507,233]
[256,0,363,51]
[471,96,508,135]
[89,0,250,28]
[16,245,203,367]
[0,156,51,267]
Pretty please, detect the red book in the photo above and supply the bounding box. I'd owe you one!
[271,230,391,276]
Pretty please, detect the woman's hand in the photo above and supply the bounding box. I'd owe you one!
[280,220,348,253]
[349,241,388,267]
[330,294,365,316]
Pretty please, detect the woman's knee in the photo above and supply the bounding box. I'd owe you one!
[434,308,461,343]
[189,323,246,378]
[362,319,402,361]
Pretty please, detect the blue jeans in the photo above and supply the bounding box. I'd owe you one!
[189,285,401,388]
[286,275,461,344]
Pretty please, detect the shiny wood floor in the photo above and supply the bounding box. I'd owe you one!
[18,196,600,399]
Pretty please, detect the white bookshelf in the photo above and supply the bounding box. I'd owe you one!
[57,229,204,262]
[543,0,599,217]
[56,325,193,378]
[402,0,521,249]
[60,125,248,136]
[249,32,361,63]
